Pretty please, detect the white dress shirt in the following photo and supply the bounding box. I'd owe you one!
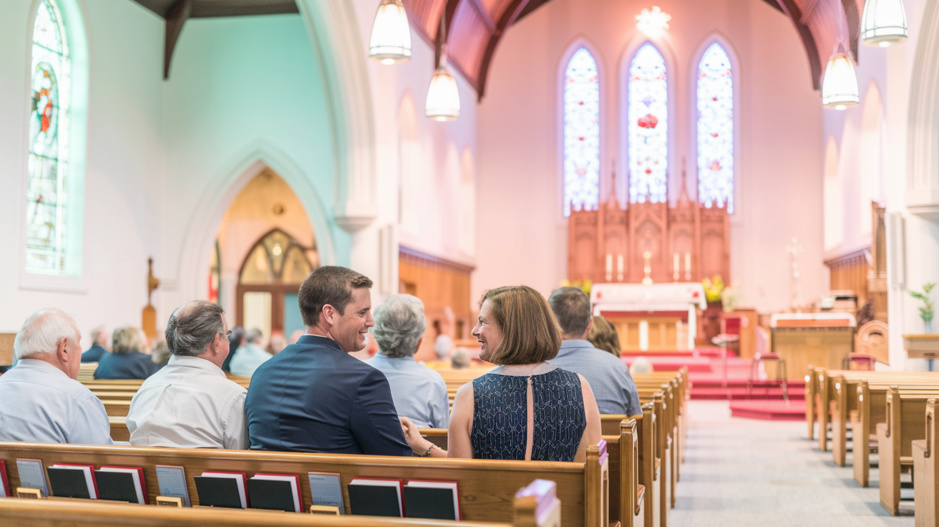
[126,355,247,449]
[364,354,450,429]
[0,359,112,445]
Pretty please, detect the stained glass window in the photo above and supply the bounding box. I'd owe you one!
[696,42,735,213]
[563,48,600,216]
[627,43,668,204]
[26,0,72,274]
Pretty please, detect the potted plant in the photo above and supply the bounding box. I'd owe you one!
[909,282,936,333]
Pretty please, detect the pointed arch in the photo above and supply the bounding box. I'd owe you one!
[625,41,669,205]
[693,37,738,214]
[559,40,602,216]
[23,0,88,280]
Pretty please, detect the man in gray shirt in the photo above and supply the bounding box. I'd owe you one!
[548,287,641,416]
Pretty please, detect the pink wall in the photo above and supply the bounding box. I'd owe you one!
[474,0,827,313]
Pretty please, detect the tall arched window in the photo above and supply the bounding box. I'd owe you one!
[563,47,600,216]
[27,0,73,274]
[627,43,668,204]
[696,42,735,213]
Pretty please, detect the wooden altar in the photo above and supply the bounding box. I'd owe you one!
[567,183,730,286]
[591,282,706,351]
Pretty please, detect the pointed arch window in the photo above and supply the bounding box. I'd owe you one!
[627,43,668,204]
[696,42,735,213]
[562,47,600,216]
[27,0,73,274]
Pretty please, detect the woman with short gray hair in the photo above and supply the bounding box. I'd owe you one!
[94,326,159,380]
[366,294,449,429]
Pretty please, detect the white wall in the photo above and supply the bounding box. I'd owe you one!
[475,0,826,312]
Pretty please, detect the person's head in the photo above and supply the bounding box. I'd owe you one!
[372,294,426,359]
[548,286,592,339]
[298,266,374,352]
[229,326,245,349]
[14,309,83,379]
[89,325,109,348]
[586,315,622,357]
[150,338,170,366]
[268,332,286,354]
[451,347,470,369]
[630,356,654,374]
[289,329,304,344]
[245,328,264,346]
[111,326,148,355]
[164,300,230,368]
[473,285,561,365]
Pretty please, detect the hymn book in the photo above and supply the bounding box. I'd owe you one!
[247,473,302,513]
[194,471,249,509]
[347,478,404,517]
[47,464,98,499]
[15,459,48,497]
[95,466,147,504]
[0,460,9,498]
[403,480,461,520]
[155,465,190,507]
[308,472,344,514]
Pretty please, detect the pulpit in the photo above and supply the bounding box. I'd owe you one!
[591,282,706,351]
[770,312,856,380]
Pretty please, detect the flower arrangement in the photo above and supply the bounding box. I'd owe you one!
[702,275,724,304]
[561,278,592,296]
[909,282,935,330]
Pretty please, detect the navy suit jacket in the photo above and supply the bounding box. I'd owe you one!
[93,351,159,380]
[245,334,412,456]
[81,344,106,363]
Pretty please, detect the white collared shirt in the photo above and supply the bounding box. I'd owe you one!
[127,354,247,449]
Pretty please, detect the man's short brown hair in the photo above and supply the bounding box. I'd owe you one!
[298,266,373,327]
[480,285,561,365]
[548,286,592,337]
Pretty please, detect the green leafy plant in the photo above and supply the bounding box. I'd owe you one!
[909,282,936,323]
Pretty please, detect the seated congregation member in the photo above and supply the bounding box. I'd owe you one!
[221,326,245,373]
[94,326,159,380]
[245,266,411,456]
[586,315,622,357]
[548,287,641,416]
[366,294,449,429]
[402,286,601,461]
[81,325,108,362]
[0,309,112,444]
[126,301,247,449]
[228,328,272,377]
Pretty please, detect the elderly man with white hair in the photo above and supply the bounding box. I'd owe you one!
[0,309,112,444]
[365,294,449,429]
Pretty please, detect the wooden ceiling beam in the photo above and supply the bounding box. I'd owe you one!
[466,0,496,32]
[773,0,822,90]
[163,0,192,80]
[476,0,529,100]
[842,0,860,61]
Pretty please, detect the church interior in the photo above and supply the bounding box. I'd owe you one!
[2,0,939,524]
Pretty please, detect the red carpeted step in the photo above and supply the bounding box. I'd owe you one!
[729,400,806,420]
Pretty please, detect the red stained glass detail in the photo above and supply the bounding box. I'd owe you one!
[645,168,652,174]
[637,114,658,129]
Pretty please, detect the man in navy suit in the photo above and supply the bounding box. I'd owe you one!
[245,266,412,456]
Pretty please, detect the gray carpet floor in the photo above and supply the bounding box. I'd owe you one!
[668,401,917,526]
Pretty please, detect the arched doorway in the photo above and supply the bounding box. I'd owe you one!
[213,167,319,339]
[236,228,316,337]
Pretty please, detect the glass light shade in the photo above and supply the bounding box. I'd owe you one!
[861,0,908,47]
[368,0,411,64]
[425,66,460,121]
[821,53,859,110]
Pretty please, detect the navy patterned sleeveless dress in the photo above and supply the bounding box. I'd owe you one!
[470,368,586,461]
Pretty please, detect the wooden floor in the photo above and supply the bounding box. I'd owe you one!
[671,401,915,526]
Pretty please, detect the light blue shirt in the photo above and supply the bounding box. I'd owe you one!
[0,359,113,445]
[549,340,641,416]
[229,343,273,377]
[365,354,450,429]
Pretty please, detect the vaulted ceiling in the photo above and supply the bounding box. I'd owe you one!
[404,0,866,99]
[133,0,864,96]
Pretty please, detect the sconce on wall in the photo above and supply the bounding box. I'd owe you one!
[821,50,859,110]
[369,0,411,64]
[860,0,908,47]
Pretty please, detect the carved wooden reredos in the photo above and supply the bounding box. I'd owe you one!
[567,171,730,286]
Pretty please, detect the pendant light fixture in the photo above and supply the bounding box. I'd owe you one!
[821,50,859,110]
[425,11,460,121]
[860,0,908,47]
[368,0,411,64]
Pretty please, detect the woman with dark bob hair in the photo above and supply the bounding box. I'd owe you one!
[401,285,601,461]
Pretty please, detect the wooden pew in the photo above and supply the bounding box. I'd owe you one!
[109,417,130,442]
[846,380,939,487]
[912,399,937,527]
[876,387,936,515]
[0,442,608,527]
[0,478,559,527]
[100,400,131,417]
[829,373,939,468]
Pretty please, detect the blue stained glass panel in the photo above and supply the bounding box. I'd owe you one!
[696,43,734,213]
[627,43,668,204]
[27,0,71,274]
[563,48,600,216]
